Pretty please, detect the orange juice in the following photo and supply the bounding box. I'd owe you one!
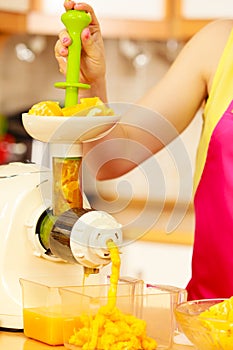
[23,305,64,345]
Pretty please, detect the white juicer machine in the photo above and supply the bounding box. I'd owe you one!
[0,9,122,330]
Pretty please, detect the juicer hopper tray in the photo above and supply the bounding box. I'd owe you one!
[22,114,120,144]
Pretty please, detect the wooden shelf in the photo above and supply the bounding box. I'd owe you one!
[1,11,212,42]
[172,18,211,40]
[26,12,172,40]
[26,12,212,41]
[98,18,171,41]
[26,11,63,35]
[0,0,215,41]
[0,11,27,34]
[171,0,213,40]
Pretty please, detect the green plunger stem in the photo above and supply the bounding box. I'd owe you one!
[61,10,91,107]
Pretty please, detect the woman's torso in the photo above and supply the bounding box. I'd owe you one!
[187,23,233,300]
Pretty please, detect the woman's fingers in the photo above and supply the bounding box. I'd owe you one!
[73,3,99,27]
[64,0,75,10]
[54,36,68,74]
[58,29,71,48]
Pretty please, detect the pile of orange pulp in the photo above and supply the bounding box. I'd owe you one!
[67,241,157,350]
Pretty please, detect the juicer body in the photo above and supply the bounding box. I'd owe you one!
[0,162,90,330]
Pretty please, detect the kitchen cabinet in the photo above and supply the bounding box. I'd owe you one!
[0,0,227,40]
[34,0,167,20]
[0,0,30,13]
[0,12,27,34]
[172,0,231,40]
[0,0,30,34]
[182,0,233,19]
[27,0,173,40]
[26,0,226,40]
[85,0,173,39]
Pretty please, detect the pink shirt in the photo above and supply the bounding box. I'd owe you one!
[186,27,233,300]
[187,100,233,300]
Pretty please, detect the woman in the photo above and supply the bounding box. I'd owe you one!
[55,2,233,300]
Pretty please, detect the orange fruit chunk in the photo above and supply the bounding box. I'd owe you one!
[28,97,114,117]
[62,97,114,116]
[28,101,63,116]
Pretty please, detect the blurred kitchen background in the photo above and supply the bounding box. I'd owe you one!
[0,0,232,286]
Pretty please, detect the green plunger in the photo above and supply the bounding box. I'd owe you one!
[55,9,92,107]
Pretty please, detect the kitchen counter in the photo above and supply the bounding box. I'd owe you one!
[0,331,194,349]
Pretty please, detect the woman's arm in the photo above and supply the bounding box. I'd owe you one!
[55,4,233,180]
[83,20,233,180]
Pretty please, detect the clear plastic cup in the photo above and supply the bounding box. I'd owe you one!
[59,281,187,349]
[19,277,143,346]
[20,278,65,345]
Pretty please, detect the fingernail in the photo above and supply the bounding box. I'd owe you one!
[83,28,90,40]
[60,48,67,55]
[62,37,69,44]
[65,1,75,10]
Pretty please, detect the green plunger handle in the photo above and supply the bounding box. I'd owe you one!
[59,9,91,107]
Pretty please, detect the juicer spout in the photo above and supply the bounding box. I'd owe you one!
[83,267,100,276]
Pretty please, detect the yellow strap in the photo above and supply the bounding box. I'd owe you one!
[193,28,233,193]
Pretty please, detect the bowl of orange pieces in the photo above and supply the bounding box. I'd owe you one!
[22,97,120,143]
[175,297,233,350]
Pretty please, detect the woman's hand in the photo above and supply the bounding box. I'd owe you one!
[54,2,107,101]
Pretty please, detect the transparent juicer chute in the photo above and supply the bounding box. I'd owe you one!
[51,144,83,216]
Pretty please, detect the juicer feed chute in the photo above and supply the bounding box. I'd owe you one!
[22,6,122,272]
[21,7,122,274]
